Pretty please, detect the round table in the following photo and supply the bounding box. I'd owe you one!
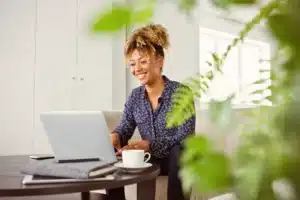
[0,155,160,200]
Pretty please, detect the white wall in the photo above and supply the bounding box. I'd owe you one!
[0,0,36,155]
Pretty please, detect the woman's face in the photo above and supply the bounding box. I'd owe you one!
[127,49,163,86]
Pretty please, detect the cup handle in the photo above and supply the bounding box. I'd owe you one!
[144,152,151,163]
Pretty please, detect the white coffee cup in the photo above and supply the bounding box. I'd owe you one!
[122,150,151,168]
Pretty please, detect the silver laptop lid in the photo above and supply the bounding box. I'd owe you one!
[40,110,117,163]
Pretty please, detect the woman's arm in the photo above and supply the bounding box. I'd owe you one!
[111,92,137,148]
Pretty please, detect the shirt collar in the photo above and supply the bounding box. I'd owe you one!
[141,75,171,100]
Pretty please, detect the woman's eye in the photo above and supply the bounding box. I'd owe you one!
[129,63,135,67]
[141,61,148,64]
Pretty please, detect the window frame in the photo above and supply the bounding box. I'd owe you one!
[198,27,272,107]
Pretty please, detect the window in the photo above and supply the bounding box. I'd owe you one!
[199,27,271,106]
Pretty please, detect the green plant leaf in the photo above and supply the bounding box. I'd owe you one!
[207,71,214,80]
[206,61,213,66]
[212,53,222,71]
[182,151,232,193]
[252,78,269,85]
[235,162,265,200]
[179,0,198,12]
[251,100,262,104]
[211,0,255,9]
[181,135,232,193]
[268,14,300,48]
[181,135,212,164]
[231,0,256,4]
[166,85,195,128]
[201,80,209,89]
[211,0,231,9]
[132,7,153,23]
[259,68,271,73]
[250,89,266,95]
[91,4,132,33]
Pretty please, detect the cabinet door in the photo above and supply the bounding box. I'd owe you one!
[33,0,78,154]
[76,0,113,110]
[0,0,36,155]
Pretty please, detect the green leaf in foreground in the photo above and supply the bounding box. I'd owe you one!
[132,7,153,23]
[91,4,131,32]
[268,13,300,48]
[166,85,195,128]
[211,0,231,9]
[231,0,256,5]
[181,136,212,164]
[180,136,232,193]
[212,0,256,9]
[179,0,198,12]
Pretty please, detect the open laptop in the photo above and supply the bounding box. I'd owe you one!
[40,110,117,164]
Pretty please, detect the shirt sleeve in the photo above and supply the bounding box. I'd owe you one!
[149,88,196,157]
[112,92,137,144]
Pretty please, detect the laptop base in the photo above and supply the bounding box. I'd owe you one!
[55,158,100,163]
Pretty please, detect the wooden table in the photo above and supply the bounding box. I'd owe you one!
[0,155,160,200]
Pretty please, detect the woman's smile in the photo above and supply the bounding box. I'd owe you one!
[137,73,147,80]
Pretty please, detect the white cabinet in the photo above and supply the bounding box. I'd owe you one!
[33,0,78,154]
[33,0,116,154]
[0,0,36,155]
[0,0,126,155]
[76,0,113,110]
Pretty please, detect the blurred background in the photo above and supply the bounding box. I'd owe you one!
[0,0,273,161]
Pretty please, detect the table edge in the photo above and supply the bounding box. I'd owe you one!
[0,167,160,197]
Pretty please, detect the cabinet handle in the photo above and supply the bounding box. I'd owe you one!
[80,77,84,81]
[72,76,76,80]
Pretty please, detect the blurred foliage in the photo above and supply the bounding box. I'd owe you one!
[179,0,198,12]
[180,136,233,193]
[211,0,257,9]
[91,0,300,199]
[91,0,154,32]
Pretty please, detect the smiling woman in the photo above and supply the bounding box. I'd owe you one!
[108,23,196,200]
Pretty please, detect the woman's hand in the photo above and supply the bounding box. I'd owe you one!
[110,133,121,151]
[116,140,150,156]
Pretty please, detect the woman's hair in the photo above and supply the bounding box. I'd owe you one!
[124,24,170,58]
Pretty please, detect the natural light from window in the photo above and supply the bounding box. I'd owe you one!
[199,27,271,106]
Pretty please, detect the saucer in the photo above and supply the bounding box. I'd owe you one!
[114,162,152,173]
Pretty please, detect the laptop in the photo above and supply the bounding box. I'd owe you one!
[40,110,117,164]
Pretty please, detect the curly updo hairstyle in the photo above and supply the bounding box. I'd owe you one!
[124,24,170,58]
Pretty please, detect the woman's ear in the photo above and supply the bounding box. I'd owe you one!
[158,57,164,72]
[158,56,164,68]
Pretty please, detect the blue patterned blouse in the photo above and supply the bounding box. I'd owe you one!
[113,76,196,158]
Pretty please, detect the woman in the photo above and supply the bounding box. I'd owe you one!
[109,24,196,200]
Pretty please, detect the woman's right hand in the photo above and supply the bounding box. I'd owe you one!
[111,133,121,151]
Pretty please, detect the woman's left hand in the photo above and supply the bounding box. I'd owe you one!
[116,140,150,155]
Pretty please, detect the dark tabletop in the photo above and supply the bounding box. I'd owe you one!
[0,155,160,197]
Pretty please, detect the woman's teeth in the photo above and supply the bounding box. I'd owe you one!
[138,73,146,79]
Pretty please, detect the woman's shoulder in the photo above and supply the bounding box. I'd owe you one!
[167,79,192,94]
[127,86,144,100]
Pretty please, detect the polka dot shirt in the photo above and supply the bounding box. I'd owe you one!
[113,76,196,158]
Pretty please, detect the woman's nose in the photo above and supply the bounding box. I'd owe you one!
[135,63,143,71]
